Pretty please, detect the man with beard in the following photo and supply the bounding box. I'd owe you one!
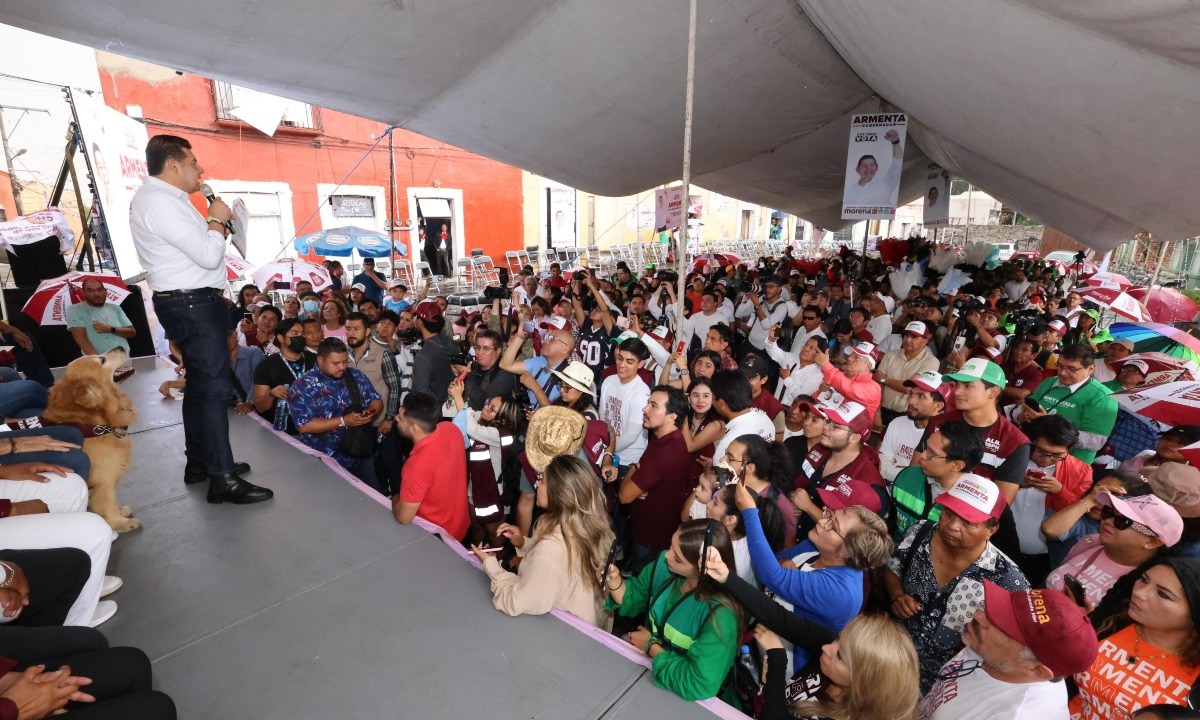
[791,400,886,534]
[410,300,456,405]
[288,337,383,484]
[879,371,948,483]
[345,313,401,493]
[617,386,692,574]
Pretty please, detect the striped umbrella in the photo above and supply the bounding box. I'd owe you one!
[1112,382,1200,428]
[1073,286,1151,322]
[1108,322,1200,365]
[1083,271,1132,290]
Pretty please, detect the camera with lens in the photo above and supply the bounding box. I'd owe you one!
[448,351,473,367]
[713,465,735,488]
[953,297,984,313]
[1010,309,1042,335]
[655,269,679,284]
[395,327,420,345]
[483,284,509,301]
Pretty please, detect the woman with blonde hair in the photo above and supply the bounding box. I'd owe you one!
[471,454,614,628]
[703,547,919,720]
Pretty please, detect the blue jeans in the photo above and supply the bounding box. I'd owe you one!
[0,380,49,418]
[4,426,90,478]
[153,293,235,476]
[349,455,380,492]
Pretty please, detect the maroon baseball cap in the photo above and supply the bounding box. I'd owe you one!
[817,479,882,513]
[413,300,443,323]
[904,371,951,404]
[982,581,1099,677]
[903,321,932,339]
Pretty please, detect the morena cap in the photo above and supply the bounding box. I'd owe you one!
[982,581,1099,677]
[525,406,587,473]
[848,341,879,369]
[814,400,872,437]
[904,371,950,404]
[944,357,1008,387]
[350,282,367,292]
[935,473,1006,523]
[903,321,932,339]
[817,478,882,513]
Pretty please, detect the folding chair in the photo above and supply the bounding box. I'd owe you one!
[505,251,523,276]
[472,255,500,290]
[453,257,476,291]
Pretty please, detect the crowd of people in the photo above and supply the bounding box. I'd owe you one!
[6,212,1200,718]
[194,238,1200,719]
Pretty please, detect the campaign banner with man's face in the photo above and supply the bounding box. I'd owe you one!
[922,163,951,227]
[72,90,150,281]
[654,185,684,229]
[841,113,907,220]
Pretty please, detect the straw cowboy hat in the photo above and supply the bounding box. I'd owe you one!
[525,406,587,473]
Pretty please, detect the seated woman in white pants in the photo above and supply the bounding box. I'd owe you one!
[0,468,90,515]
[0,511,116,627]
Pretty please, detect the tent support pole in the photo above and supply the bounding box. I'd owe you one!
[676,0,698,322]
[1148,239,1171,290]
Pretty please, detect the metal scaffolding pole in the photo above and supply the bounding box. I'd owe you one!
[676,0,698,321]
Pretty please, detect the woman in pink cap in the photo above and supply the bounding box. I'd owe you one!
[1046,491,1182,611]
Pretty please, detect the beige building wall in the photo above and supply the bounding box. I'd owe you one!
[521,171,799,252]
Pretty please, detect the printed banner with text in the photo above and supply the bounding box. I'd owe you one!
[922,163,951,227]
[841,113,907,220]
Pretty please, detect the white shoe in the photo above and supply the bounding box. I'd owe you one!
[87,600,117,627]
[100,576,123,598]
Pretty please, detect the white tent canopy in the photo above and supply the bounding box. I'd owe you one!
[5,0,1199,251]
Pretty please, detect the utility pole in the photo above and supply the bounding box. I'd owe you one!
[0,108,24,216]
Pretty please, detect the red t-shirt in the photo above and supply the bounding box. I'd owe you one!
[1001,361,1045,409]
[630,428,693,551]
[400,422,470,540]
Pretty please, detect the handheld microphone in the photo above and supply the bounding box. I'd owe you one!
[199,183,236,236]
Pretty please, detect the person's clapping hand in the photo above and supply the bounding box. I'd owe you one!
[703,546,730,584]
[495,523,525,549]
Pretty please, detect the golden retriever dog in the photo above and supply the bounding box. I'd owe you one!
[43,347,139,532]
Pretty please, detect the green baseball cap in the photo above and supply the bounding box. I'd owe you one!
[1083,308,1100,320]
[944,358,1008,387]
[1091,329,1114,345]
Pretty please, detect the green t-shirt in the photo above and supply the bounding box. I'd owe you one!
[1029,377,1117,464]
[66,301,132,355]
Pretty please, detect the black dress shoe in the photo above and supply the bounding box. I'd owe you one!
[206,473,274,505]
[185,461,252,485]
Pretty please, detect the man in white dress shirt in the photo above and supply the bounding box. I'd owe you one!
[130,135,272,504]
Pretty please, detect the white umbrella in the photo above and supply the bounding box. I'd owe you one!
[251,258,332,292]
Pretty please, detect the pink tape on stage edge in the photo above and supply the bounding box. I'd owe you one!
[244,413,747,718]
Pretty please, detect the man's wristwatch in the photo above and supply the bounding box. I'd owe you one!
[0,562,13,588]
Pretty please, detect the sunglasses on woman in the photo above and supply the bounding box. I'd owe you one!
[1099,506,1158,538]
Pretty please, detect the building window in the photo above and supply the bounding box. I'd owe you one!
[212,81,318,130]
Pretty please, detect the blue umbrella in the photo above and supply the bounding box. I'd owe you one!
[292,226,406,258]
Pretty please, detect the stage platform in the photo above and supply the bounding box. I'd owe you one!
[98,356,742,719]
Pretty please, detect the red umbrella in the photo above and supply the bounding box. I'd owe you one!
[22,272,130,325]
[1113,381,1200,428]
[1074,286,1151,322]
[226,254,254,281]
[1083,271,1132,290]
[1127,286,1200,324]
[1120,351,1200,385]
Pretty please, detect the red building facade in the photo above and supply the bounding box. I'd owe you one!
[96,56,524,271]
